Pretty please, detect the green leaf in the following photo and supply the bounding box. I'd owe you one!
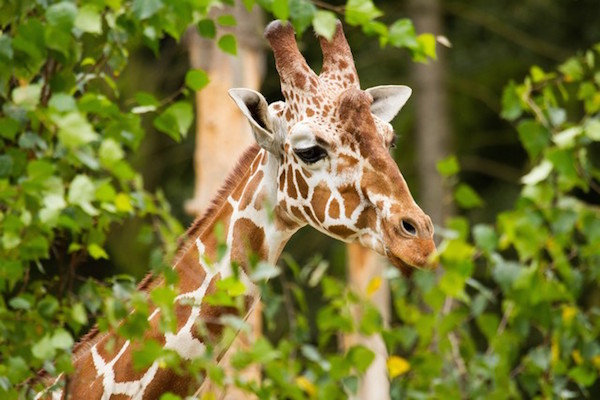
[2,231,21,250]
[99,138,125,167]
[521,160,552,185]
[454,183,483,209]
[132,340,164,370]
[242,0,255,11]
[74,5,103,35]
[289,0,316,35]
[51,329,74,350]
[415,33,437,61]
[159,394,182,400]
[135,91,160,107]
[217,276,247,297]
[249,262,281,281]
[492,261,521,291]
[345,0,382,26]
[517,120,551,159]
[0,35,13,62]
[559,58,584,81]
[197,19,216,39]
[132,0,164,20]
[272,0,289,21]
[71,302,88,325]
[500,81,523,121]
[346,345,375,374]
[388,19,417,49]
[32,335,56,360]
[0,117,19,140]
[12,84,41,110]
[0,154,13,178]
[546,148,581,189]
[150,286,177,308]
[185,69,210,91]
[153,101,193,142]
[49,93,77,112]
[38,296,59,318]
[436,155,460,177]
[53,111,99,148]
[9,296,31,310]
[68,175,98,216]
[217,14,237,27]
[217,34,237,55]
[585,119,600,140]
[88,243,109,259]
[569,365,597,386]
[473,224,498,253]
[313,10,337,41]
[553,126,583,148]
[46,2,78,29]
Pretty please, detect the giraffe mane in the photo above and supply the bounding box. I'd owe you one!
[33,144,262,385]
[174,143,261,261]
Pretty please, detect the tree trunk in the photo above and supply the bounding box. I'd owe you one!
[184,3,264,398]
[344,243,390,400]
[409,0,452,228]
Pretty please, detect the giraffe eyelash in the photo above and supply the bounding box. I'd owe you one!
[294,146,328,164]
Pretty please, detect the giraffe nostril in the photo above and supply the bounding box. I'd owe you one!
[401,219,418,237]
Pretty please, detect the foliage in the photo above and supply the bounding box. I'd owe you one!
[389,46,600,398]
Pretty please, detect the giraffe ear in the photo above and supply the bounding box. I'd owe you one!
[365,85,412,123]
[229,88,280,155]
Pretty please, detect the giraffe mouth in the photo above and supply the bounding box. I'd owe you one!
[387,252,416,278]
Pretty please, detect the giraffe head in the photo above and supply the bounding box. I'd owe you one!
[229,20,436,273]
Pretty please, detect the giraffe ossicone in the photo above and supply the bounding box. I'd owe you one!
[36,19,435,399]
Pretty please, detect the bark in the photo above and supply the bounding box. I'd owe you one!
[409,0,453,228]
[184,3,264,398]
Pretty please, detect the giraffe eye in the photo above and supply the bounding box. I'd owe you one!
[294,146,328,164]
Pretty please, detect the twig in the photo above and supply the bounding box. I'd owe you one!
[443,2,570,61]
[485,302,514,356]
[311,0,345,14]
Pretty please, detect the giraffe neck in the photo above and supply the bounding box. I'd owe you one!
[48,146,300,399]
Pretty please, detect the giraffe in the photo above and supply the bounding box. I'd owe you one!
[36,20,436,399]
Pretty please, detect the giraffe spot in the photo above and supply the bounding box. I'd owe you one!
[287,166,297,198]
[309,76,318,88]
[345,73,355,83]
[336,153,359,174]
[238,170,264,210]
[290,205,304,221]
[306,108,314,117]
[68,346,106,396]
[279,170,285,192]
[303,205,319,225]
[141,367,194,399]
[295,169,309,199]
[312,185,332,223]
[294,71,307,89]
[339,59,349,69]
[231,218,266,268]
[329,198,340,219]
[339,184,361,219]
[329,224,356,238]
[356,207,377,230]
[176,246,208,294]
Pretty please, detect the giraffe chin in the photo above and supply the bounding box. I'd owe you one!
[388,254,416,278]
